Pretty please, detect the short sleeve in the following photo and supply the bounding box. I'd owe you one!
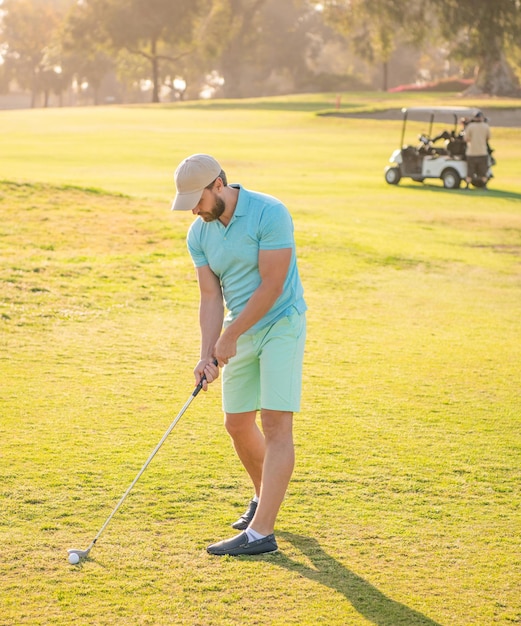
[258,202,294,251]
[187,223,208,267]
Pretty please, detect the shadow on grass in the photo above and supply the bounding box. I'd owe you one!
[399,183,521,200]
[275,532,443,626]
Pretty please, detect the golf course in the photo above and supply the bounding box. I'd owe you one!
[1,92,520,625]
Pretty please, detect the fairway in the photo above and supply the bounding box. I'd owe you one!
[1,94,520,625]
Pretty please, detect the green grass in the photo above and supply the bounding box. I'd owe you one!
[1,93,520,625]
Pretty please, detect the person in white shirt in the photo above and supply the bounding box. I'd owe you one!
[464,112,491,189]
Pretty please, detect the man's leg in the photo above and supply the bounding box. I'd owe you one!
[225,411,265,496]
[207,409,293,555]
[466,156,475,188]
[249,409,294,536]
[479,156,489,186]
[224,409,294,534]
[208,311,304,555]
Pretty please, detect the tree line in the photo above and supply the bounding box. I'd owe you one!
[0,0,520,108]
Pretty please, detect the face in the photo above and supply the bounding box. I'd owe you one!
[193,188,225,222]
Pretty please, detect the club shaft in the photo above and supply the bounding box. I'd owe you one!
[90,384,203,547]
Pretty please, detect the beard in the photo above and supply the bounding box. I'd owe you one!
[200,194,225,222]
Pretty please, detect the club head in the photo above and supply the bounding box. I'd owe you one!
[68,547,91,559]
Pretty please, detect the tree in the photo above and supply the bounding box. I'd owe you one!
[199,0,332,98]
[321,0,429,90]
[62,3,115,105]
[322,0,521,95]
[204,0,268,98]
[253,0,329,94]
[0,0,69,106]
[66,0,209,103]
[428,0,521,96]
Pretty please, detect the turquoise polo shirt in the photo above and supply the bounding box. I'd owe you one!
[187,185,306,334]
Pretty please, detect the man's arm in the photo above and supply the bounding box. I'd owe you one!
[194,264,224,388]
[213,247,292,365]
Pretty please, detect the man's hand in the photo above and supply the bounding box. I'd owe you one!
[213,328,238,366]
[194,358,220,392]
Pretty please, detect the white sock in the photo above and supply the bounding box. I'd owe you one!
[246,527,266,542]
[252,494,259,503]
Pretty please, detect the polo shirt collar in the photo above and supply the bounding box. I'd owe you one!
[230,184,248,219]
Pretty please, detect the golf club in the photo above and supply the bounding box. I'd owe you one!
[68,364,216,561]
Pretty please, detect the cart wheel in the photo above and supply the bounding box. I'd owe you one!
[441,168,461,189]
[385,166,401,185]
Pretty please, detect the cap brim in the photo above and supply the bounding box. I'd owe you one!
[171,189,204,211]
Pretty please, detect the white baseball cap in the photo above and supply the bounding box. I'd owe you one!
[171,153,222,211]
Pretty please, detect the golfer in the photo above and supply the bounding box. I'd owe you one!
[171,154,306,556]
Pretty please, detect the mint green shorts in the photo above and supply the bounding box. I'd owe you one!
[222,310,306,414]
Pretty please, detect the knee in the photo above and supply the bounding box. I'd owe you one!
[260,410,293,441]
[224,411,256,438]
[224,418,241,438]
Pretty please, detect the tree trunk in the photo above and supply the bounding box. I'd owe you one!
[151,38,160,103]
[220,0,267,98]
[468,46,520,96]
[31,70,38,108]
[93,81,100,105]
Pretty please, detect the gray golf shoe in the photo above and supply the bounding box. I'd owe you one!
[231,499,258,530]
[207,532,278,556]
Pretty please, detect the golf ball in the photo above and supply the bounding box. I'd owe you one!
[68,552,80,565]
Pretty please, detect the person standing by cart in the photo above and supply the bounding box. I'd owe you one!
[464,112,491,189]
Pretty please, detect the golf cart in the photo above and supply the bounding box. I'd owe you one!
[384,106,494,189]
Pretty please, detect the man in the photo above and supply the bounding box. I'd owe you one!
[464,112,491,189]
[171,154,307,556]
